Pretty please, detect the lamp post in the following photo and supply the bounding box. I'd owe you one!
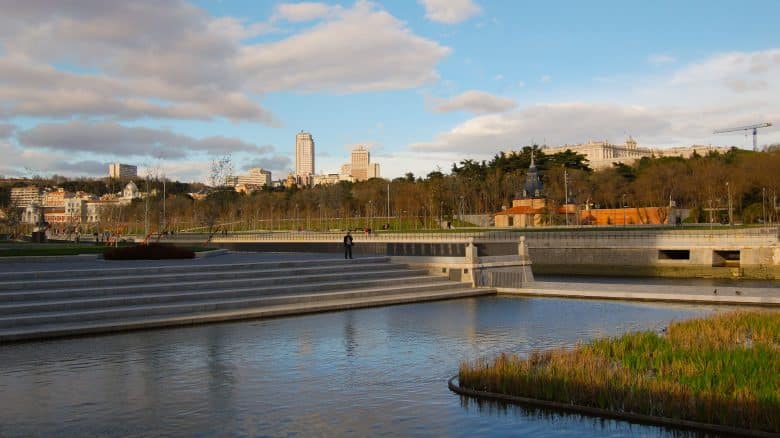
[762,187,766,225]
[162,173,166,232]
[367,200,373,230]
[726,181,733,226]
[386,182,390,228]
[144,173,149,237]
[622,193,627,226]
[459,195,465,225]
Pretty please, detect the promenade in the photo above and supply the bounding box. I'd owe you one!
[511,276,780,306]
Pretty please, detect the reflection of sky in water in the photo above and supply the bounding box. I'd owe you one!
[0,297,731,436]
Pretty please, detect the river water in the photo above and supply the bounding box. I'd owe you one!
[0,297,735,437]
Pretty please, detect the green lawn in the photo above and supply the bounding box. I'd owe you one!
[459,311,780,433]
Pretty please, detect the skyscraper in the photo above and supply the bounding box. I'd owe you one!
[350,145,370,181]
[295,131,315,180]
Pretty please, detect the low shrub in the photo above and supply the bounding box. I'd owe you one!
[103,243,195,260]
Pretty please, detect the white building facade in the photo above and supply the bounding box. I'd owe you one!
[295,131,315,181]
[109,163,138,179]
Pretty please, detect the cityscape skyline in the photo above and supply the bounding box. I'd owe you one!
[0,1,778,183]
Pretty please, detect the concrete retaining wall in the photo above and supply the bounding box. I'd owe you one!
[520,227,779,279]
[165,227,779,279]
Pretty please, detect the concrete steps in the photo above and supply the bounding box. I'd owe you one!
[0,257,395,291]
[0,256,494,342]
[0,267,426,303]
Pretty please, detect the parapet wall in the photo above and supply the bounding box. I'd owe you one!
[524,227,779,279]
[159,227,779,279]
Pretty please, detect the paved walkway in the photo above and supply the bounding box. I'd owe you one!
[0,251,357,274]
[507,278,779,306]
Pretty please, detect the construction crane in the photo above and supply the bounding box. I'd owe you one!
[713,122,772,152]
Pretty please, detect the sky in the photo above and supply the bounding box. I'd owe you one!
[1,0,779,182]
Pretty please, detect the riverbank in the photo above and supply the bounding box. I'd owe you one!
[457,311,780,434]
[502,277,780,306]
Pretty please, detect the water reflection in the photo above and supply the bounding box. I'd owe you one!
[0,297,739,436]
[458,395,717,438]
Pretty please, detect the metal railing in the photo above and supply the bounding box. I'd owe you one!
[135,226,778,246]
[156,230,523,243]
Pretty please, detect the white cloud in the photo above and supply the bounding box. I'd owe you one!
[410,48,780,159]
[648,53,676,66]
[375,150,465,179]
[239,1,451,93]
[0,1,276,124]
[493,74,504,81]
[4,121,291,180]
[0,141,107,178]
[241,155,293,176]
[430,90,517,114]
[413,103,670,153]
[0,1,450,122]
[540,74,552,83]
[0,123,14,139]
[419,0,481,24]
[273,2,341,22]
[17,121,271,159]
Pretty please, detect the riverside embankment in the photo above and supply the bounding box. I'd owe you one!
[156,226,780,280]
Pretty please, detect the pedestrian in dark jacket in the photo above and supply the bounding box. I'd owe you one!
[343,231,354,259]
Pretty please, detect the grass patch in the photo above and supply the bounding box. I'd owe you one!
[103,243,196,260]
[459,311,780,433]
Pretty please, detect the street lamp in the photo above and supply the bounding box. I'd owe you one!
[622,193,627,226]
[459,196,465,225]
[726,181,733,226]
[367,200,373,230]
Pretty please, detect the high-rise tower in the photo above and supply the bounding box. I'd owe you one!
[350,145,370,181]
[295,131,315,180]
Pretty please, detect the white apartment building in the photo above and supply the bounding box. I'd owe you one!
[312,173,342,186]
[228,168,272,188]
[349,146,370,181]
[64,197,87,223]
[295,131,315,180]
[368,163,380,179]
[10,186,42,208]
[108,163,138,179]
[42,188,67,207]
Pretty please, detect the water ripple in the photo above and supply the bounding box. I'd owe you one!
[0,296,735,436]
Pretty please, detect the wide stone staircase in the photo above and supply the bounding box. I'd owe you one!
[0,256,494,342]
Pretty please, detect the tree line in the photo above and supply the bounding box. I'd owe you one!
[2,145,779,234]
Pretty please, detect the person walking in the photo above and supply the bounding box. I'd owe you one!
[343,231,354,259]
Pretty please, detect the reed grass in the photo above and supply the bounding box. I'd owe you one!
[458,311,780,433]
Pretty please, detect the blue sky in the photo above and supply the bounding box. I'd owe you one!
[1,0,779,182]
